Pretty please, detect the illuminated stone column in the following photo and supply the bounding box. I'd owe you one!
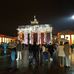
[44,32,46,43]
[24,32,28,44]
[31,32,33,44]
[38,32,41,44]
[39,33,41,44]
[50,32,52,43]
[40,33,41,44]
[29,32,34,44]
[46,32,50,44]
[41,33,44,44]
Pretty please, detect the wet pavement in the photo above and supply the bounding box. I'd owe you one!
[0,53,74,74]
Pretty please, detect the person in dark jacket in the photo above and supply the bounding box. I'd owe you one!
[16,40,22,60]
[48,43,54,57]
[32,42,39,65]
[28,44,33,65]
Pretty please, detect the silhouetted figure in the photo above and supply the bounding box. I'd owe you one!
[64,42,71,68]
[42,45,49,65]
[48,43,54,58]
[16,40,22,60]
[71,44,74,52]
[2,42,8,55]
[39,44,43,65]
[32,42,39,65]
[8,40,16,69]
[29,44,33,65]
[57,41,65,67]
[22,44,29,68]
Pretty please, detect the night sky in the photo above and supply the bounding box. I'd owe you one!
[0,0,74,36]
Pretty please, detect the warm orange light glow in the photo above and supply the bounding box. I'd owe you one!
[3,37,5,42]
[61,35,64,38]
[65,35,70,43]
[5,38,7,43]
[71,35,74,44]
[0,37,1,43]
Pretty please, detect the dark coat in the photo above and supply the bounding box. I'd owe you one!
[16,43,22,51]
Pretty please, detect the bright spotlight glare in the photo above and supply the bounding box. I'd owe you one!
[71,15,74,19]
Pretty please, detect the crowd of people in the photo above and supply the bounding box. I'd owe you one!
[0,40,73,69]
[57,41,73,68]
[0,40,56,68]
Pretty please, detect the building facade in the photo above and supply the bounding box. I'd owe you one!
[0,34,16,44]
[17,16,53,44]
[58,30,74,45]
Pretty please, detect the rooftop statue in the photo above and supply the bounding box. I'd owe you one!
[31,16,39,25]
